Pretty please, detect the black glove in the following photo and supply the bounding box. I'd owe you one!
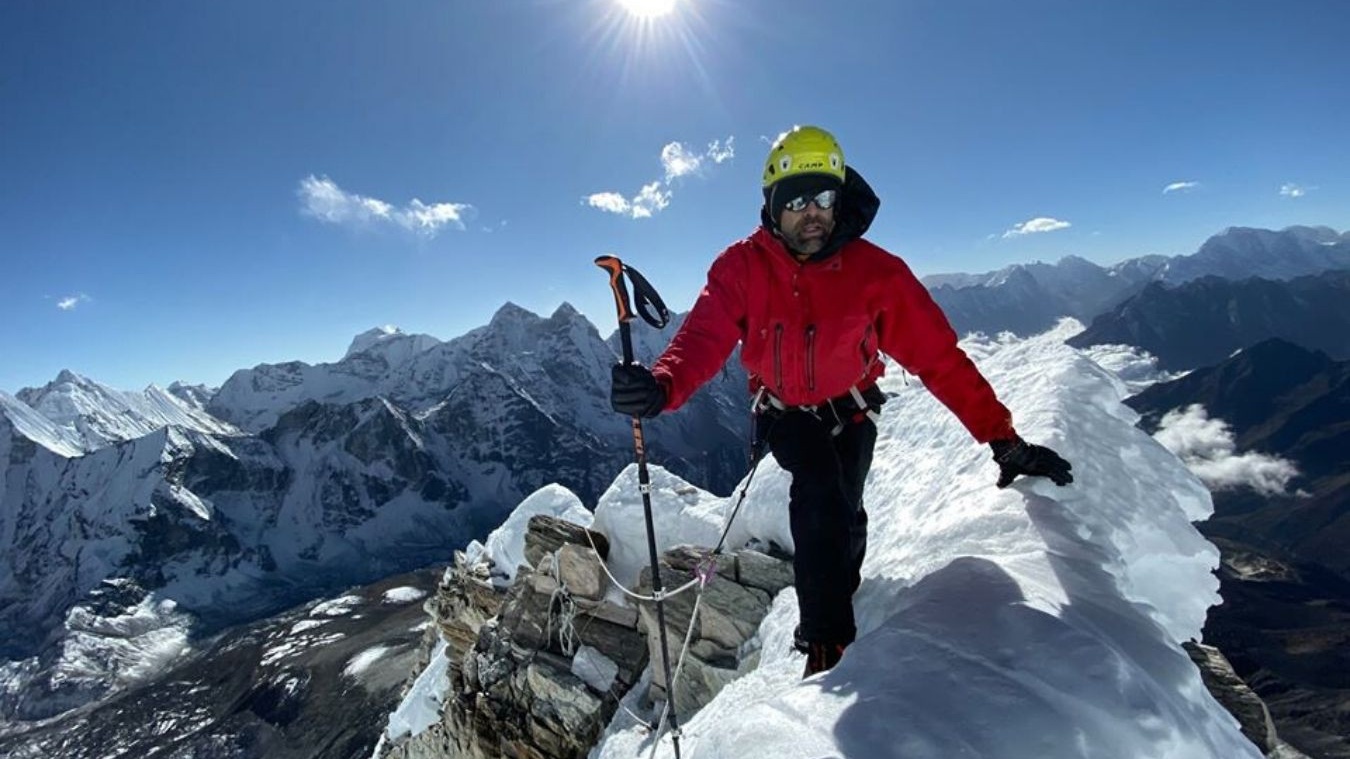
[611,363,667,418]
[990,436,1073,488]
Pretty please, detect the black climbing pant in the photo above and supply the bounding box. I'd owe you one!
[759,407,877,647]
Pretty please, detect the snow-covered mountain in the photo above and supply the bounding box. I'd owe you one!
[378,322,1277,759]
[208,306,597,433]
[0,390,84,458]
[208,302,749,503]
[1156,225,1350,284]
[165,381,218,413]
[924,225,1350,337]
[15,370,241,450]
[926,254,1166,336]
[0,302,749,727]
[344,325,443,362]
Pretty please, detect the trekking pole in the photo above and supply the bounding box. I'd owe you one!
[594,254,682,758]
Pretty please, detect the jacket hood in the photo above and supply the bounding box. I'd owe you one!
[760,165,881,262]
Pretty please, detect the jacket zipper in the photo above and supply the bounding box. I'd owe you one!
[805,324,817,393]
[859,324,874,373]
[773,324,784,392]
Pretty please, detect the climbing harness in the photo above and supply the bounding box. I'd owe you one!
[751,382,884,437]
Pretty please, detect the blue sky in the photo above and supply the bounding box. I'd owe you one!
[3,0,1348,393]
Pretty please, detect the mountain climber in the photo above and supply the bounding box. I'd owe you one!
[610,125,1073,677]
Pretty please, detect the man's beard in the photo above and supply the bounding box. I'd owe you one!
[780,214,835,256]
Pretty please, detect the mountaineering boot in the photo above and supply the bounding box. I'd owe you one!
[803,641,847,677]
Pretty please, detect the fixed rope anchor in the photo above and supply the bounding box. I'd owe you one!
[694,555,719,588]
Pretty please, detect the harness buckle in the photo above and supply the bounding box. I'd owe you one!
[751,385,788,416]
[754,383,881,436]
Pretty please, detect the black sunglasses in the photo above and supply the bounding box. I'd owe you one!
[782,189,838,213]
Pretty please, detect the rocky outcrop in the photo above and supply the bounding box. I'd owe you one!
[1184,641,1313,758]
[380,515,793,759]
[637,545,794,709]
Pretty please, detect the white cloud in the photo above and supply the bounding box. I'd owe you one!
[56,293,91,311]
[631,181,672,218]
[1153,404,1298,495]
[1279,183,1310,198]
[586,192,634,215]
[1162,181,1199,195]
[706,137,735,164]
[298,175,474,237]
[661,142,703,180]
[587,136,734,219]
[1002,217,1071,238]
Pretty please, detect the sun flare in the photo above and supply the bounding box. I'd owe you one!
[616,0,677,19]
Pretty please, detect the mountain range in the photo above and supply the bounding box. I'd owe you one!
[925,225,1350,337]
[0,302,749,725]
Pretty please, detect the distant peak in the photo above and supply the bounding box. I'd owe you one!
[35,369,111,397]
[550,302,583,321]
[1238,337,1324,362]
[1283,224,1341,241]
[342,324,442,364]
[344,325,405,359]
[489,301,542,327]
[1057,254,1096,267]
[494,301,534,316]
[354,325,404,341]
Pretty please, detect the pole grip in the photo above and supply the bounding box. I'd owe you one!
[596,255,637,365]
[595,255,634,324]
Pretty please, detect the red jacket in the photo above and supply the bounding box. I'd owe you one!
[651,226,1016,444]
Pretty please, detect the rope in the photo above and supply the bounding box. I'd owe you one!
[545,551,579,656]
[582,526,702,603]
[569,432,773,755]
[647,589,705,759]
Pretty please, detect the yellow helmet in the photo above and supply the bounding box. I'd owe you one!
[762,125,846,188]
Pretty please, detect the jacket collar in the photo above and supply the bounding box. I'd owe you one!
[758,165,881,263]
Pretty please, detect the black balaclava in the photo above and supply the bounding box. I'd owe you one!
[763,173,844,233]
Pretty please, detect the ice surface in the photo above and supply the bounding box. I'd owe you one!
[380,638,450,744]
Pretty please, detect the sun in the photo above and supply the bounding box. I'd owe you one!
[616,0,677,19]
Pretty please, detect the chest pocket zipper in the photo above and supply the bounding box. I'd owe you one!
[859,323,875,375]
[806,324,817,393]
[773,324,784,392]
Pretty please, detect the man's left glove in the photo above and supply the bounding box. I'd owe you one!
[990,436,1073,488]
[611,363,667,418]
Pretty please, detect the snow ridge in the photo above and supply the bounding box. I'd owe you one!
[566,321,1256,758]
[14,370,240,451]
[0,391,84,457]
